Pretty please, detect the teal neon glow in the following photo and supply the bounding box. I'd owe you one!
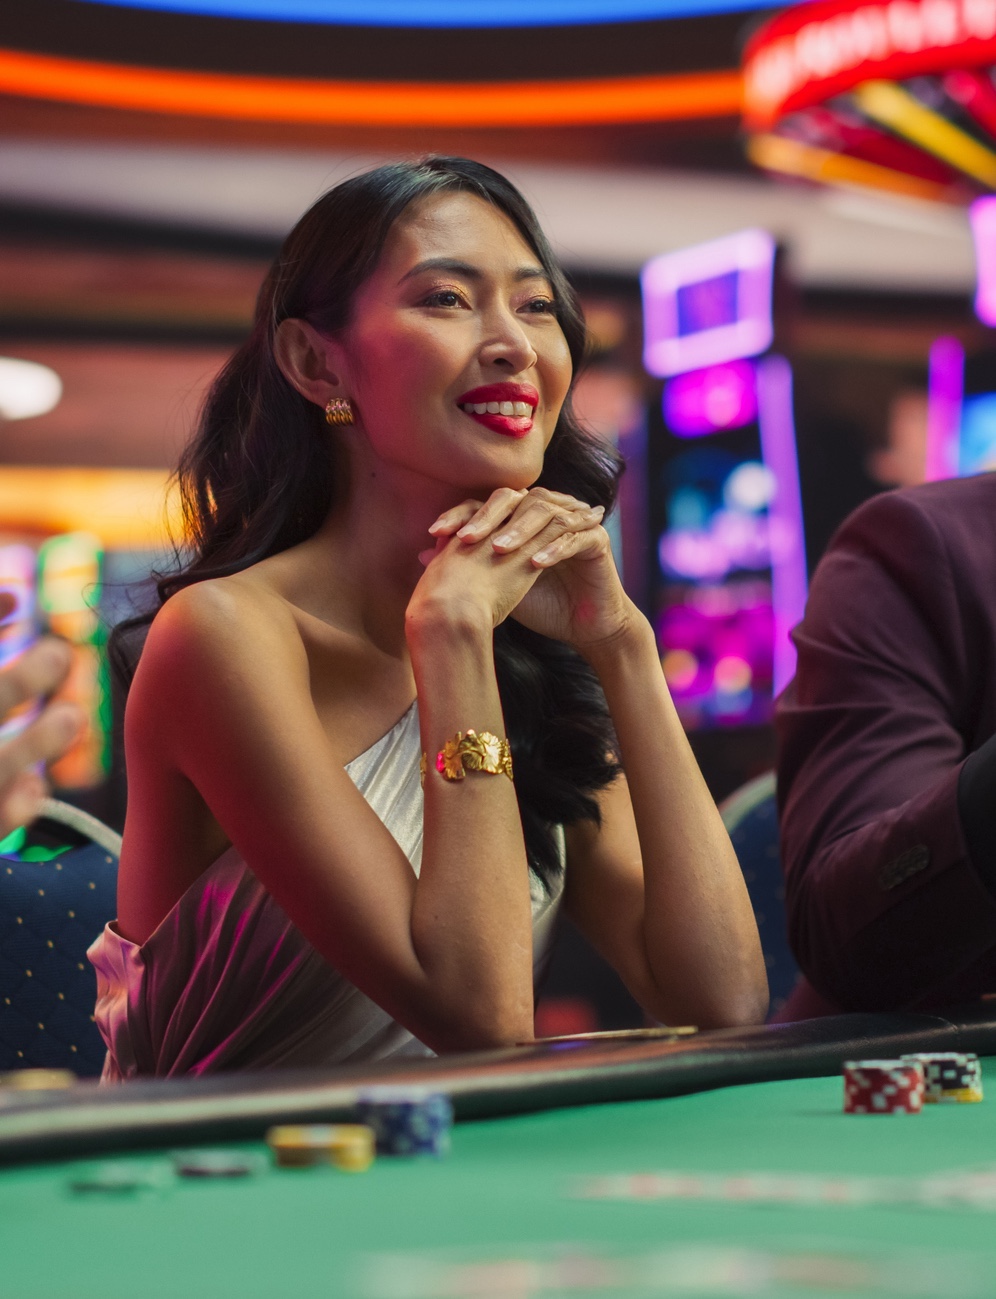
[74,0,775,26]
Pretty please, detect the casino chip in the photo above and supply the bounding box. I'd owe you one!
[355,1086,453,1156]
[172,1149,264,1178]
[266,1124,375,1172]
[901,1052,984,1103]
[842,1059,925,1114]
[68,1161,173,1194]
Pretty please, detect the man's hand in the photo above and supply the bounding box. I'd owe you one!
[0,620,85,838]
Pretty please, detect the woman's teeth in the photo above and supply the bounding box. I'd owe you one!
[463,401,533,417]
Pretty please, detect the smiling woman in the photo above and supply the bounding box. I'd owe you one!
[92,157,767,1080]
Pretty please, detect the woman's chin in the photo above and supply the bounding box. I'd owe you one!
[478,455,547,496]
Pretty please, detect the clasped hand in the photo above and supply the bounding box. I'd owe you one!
[412,486,636,652]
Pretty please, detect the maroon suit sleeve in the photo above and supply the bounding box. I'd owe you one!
[776,486,996,1010]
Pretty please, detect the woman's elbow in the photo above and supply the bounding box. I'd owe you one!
[710,982,769,1028]
[709,959,771,1027]
[424,994,534,1054]
[651,974,769,1032]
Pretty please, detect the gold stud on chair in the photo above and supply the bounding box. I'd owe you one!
[324,397,354,427]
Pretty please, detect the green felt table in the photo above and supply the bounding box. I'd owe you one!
[2,1057,996,1298]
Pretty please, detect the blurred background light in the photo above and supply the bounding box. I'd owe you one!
[959,392,996,473]
[0,357,62,421]
[0,468,178,550]
[0,48,742,129]
[664,360,759,436]
[724,461,776,512]
[641,230,775,377]
[756,354,806,697]
[971,196,996,325]
[926,336,965,482]
[74,0,784,23]
[743,0,996,207]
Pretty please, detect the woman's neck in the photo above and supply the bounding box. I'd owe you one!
[301,455,471,650]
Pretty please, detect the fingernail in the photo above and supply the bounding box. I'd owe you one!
[427,520,445,535]
[456,525,477,539]
[532,549,550,564]
[493,534,513,549]
[592,505,605,517]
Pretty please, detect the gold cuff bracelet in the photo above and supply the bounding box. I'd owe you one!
[420,730,513,784]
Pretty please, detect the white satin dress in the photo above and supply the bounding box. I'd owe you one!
[88,701,565,1079]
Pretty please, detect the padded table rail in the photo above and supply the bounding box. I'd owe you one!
[3,1003,996,1166]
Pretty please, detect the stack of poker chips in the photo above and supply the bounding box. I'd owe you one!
[266,1124,376,1172]
[355,1085,454,1156]
[901,1051,984,1103]
[842,1059,925,1113]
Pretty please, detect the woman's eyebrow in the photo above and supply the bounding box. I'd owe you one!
[398,257,550,286]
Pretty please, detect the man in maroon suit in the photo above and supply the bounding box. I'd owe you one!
[775,472,996,1019]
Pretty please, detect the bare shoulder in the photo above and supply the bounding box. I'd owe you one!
[131,575,307,717]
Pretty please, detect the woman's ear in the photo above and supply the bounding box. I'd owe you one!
[273,318,347,408]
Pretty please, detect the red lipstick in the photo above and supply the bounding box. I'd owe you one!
[456,383,539,440]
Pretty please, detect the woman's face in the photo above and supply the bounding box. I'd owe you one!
[332,190,574,496]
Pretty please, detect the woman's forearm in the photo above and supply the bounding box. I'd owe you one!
[583,615,768,1027]
[405,600,535,1050]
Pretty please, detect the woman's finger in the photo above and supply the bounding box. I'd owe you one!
[492,498,603,553]
[532,521,609,567]
[452,488,528,542]
[0,638,72,723]
[417,535,449,567]
[522,486,590,508]
[0,700,84,792]
[0,770,48,839]
[427,500,484,539]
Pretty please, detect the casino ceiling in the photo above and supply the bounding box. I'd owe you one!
[0,1,978,294]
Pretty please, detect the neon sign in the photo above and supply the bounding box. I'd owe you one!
[641,230,775,378]
[971,196,996,325]
[756,355,807,696]
[76,0,778,23]
[744,0,996,129]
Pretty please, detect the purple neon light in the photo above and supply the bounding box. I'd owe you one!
[641,229,775,378]
[925,337,964,483]
[970,197,996,327]
[756,355,807,697]
[663,360,758,436]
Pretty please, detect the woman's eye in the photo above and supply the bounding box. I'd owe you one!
[523,298,557,314]
[423,289,463,308]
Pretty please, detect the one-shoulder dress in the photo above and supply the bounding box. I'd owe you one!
[87,702,565,1080]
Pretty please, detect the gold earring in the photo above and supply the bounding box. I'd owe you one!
[324,396,354,427]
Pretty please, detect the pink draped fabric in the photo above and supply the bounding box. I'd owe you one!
[89,702,564,1078]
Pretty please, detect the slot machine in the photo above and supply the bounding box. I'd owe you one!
[640,229,807,730]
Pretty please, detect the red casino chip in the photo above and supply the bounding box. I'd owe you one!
[842,1060,925,1114]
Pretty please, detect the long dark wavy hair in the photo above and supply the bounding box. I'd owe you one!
[111,156,622,886]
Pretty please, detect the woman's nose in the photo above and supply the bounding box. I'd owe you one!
[479,310,537,372]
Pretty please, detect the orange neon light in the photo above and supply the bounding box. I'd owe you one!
[0,467,180,549]
[0,47,741,127]
[747,132,958,203]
